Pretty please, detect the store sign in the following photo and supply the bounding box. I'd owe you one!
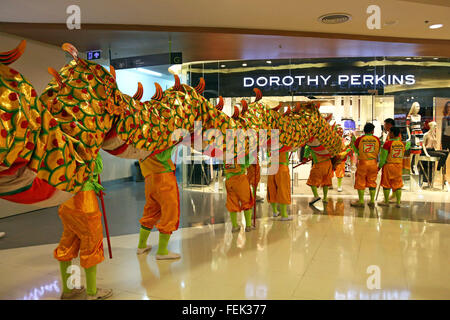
[243,74,416,88]
[111,52,182,70]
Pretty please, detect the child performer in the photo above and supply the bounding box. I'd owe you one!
[137,146,181,259]
[267,150,292,220]
[304,145,333,205]
[350,123,381,208]
[54,153,113,300]
[378,127,410,207]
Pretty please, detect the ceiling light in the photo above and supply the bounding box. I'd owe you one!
[266,60,272,64]
[406,57,412,60]
[318,13,351,24]
[433,57,439,60]
[242,63,247,67]
[220,64,226,68]
[136,68,162,77]
[429,24,443,29]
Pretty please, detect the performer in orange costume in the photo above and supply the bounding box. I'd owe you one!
[333,134,352,192]
[378,127,410,207]
[305,145,333,205]
[225,162,255,232]
[350,123,380,208]
[267,150,292,220]
[54,153,113,300]
[137,146,181,259]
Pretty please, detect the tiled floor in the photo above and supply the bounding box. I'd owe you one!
[0,210,449,300]
[0,179,449,300]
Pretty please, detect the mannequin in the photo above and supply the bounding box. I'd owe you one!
[421,121,449,185]
[407,102,423,174]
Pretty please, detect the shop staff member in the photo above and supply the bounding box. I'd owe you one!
[378,127,410,207]
[304,145,333,205]
[350,123,380,208]
[224,161,255,232]
[267,150,292,220]
[54,153,113,300]
[137,146,181,259]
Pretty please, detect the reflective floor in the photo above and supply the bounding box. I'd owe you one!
[0,179,449,300]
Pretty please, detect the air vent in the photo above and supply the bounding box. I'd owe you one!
[318,13,352,24]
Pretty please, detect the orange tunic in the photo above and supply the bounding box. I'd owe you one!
[353,134,380,190]
[267,151,291,204]
[380,140,405,190]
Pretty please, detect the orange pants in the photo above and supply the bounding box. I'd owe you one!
[354,159,378,190]
[140,171,180,234]
[247,163,261,188]
[334,161,345,178]
[267,164,291,204]
[307,160,332,188]
[225,174,254,212]
[381,163,403,190]
[54,191,104,269]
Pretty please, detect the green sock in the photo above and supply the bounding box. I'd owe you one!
[157,232,171,256]
[85,265,97,296]
[229,211,238,228]
[337,178,342,188]
[369,188,376,203]
[357,189,365,204]
[138,226,151,249]
[383,188,390,203]
[270,203,278,215]
[279,204,288,218]
[311,186,319,198]
[59,260,72,294]
[244,209,252,227]
[395,189,402,204]
[323,186,329,200]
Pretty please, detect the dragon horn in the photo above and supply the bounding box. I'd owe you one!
[215,96,224,111]
[253,88,262,102]
[109,65,116,80]
[241,100,248,114]
[195,77,205,94]
[151,82,163,101]
[173,74,183,91]
[273,103,283,112]
[133,82,144,101]
[62,43,79,60]
[48,67,64,89]
[0,40,26,65]
[232,106,240,119]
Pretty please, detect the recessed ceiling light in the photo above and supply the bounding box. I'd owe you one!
[406,57,412,60]
[220,64,226,68]
[429,24,443,29]
[433,57,439,60]
[242,63,247,67]
[266,60,272,64]
[136,68,162,77]
[318,13,352,24]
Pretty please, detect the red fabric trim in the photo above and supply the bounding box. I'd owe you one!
[0,177,56,204]
[0,157,28,176]
[354,136,362,149]
[279,146,292,153]
[106,143,128,156]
